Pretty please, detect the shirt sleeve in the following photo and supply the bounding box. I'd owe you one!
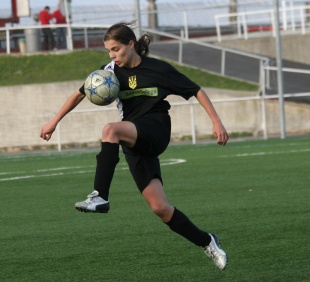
[161,61,200,100]
[79,84,85,95]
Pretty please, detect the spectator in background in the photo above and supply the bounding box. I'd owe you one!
[39,6,55,51]
[52,7,67,50]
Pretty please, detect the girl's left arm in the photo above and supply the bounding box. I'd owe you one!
[195,88,229,145]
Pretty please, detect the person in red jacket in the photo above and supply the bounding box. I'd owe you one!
[39,6,55,50]
[52,8,67,49]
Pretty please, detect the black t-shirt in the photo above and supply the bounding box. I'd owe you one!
[80,56,200,121]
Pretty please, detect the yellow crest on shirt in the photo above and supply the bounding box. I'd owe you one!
[128,76,137,89]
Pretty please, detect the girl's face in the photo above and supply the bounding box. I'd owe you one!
[104,39,135,68]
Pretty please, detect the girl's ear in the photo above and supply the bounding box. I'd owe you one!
[129,40,135,49]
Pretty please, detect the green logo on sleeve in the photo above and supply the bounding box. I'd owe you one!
[119,87,158,99]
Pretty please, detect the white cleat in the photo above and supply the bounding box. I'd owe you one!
[75,190,110,213]
[204,234,228,270]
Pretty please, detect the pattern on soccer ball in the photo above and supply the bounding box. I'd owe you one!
[85,70,120,106]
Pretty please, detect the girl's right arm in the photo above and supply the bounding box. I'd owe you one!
[40,90,85,141]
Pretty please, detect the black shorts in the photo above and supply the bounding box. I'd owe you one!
[122,112,171,192]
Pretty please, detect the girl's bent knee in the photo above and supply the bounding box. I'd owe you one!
[102,123,116,139]
[151,204,173,221]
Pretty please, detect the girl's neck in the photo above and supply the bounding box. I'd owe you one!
[129,54,142,68]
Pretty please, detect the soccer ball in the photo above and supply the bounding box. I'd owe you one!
[84,70,120,106]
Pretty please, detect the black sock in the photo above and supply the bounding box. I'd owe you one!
[165,208,211,247]
[94,142,119,201]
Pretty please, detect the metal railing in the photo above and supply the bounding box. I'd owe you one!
[0,23,111,54]
[215,4,310,42]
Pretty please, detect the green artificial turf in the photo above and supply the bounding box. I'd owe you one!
[0,137,309,281]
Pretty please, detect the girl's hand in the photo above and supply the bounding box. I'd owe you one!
[213,120,229,146]
[40,121,57,141]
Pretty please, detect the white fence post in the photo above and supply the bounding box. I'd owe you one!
[183,11,189,40]
[215,16,221,42]
[260,60,268,140]
[6,29,10,54]
[190,103,196,144]
[271,11,276,37]
[300,8,305,34]
[221,49,226,76]
[242,13,248,40]
[290,1,295,31]
[178,29,184,65]
[282,0,287,30]
[84,28,89,49]
[237,15,242,38]
[56,123,62,152]
[64,0,73,50]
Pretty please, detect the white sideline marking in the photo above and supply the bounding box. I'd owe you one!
[0,158,186,182]
[0,171,26,175]
[217,148,310,158]
[161,158,186,165]
[36,166,91,172]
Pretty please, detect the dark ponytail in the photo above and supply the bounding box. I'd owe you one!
[135,34,150,56]
[104,21,150,56]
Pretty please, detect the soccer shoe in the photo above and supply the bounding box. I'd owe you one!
[204,234,228,270]
[75,190,110,213]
